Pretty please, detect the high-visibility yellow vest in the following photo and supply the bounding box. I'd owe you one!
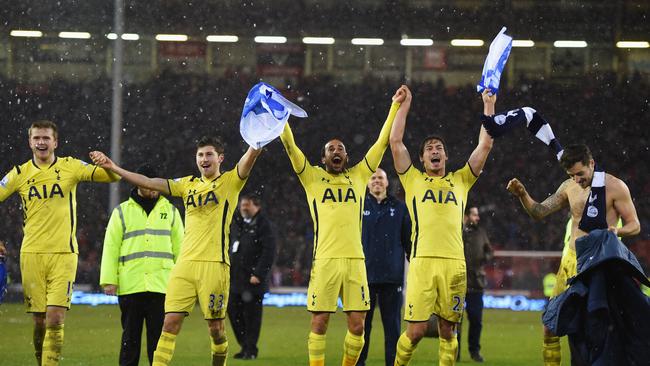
[100,196,183,295]
[543,273,557,297]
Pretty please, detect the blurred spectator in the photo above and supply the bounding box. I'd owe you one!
[457,206,493,363]
[228,193,276,359]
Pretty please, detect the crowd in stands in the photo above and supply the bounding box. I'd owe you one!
[1,70,648,292]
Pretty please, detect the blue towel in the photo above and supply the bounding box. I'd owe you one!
[477,27,513,96]
[240,82,307,149]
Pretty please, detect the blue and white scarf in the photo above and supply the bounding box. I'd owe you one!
[578,165,608,232]
[240,82,307,149]
[483,107,608,232]
[481,107,564,160]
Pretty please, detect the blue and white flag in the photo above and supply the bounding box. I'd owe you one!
[240,82,307,149]
[477,27,513,96]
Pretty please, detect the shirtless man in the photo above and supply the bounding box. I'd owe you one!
[506,143,640,366]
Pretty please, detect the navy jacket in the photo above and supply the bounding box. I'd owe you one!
[229,211,276,295]
[543,229,650,366]
[362,193,411,285]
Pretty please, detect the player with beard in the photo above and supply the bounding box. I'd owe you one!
[390,89,496,366]
[506,144,640,366]
[280,85,410,366]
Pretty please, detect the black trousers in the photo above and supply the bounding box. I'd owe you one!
[227,291,264,356]
[457,291,483,358]
[357,283,403,366]
[118,292,165,366]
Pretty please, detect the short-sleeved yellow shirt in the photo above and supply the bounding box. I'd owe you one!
[167,168,246,263]
[0,156,117,253]
[398,163,478,260]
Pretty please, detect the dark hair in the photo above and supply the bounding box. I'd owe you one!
[465,205,478,215]
[241,192,261,207]
[29,120,58,139]
[419,134,447,157]
[196,136,224,154]
[559,144,592,170]
[136,164,158,178]
[321,138,346,158]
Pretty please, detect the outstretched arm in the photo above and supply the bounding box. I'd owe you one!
[279,122,309,174]
[236,147,263,179]
[89,151,170,195]
[610,178,641,237]
[390,86,412,174]
[364,86,406,171]
[87,166,121,183]
[467,89,496,175]
[507,178,569,220]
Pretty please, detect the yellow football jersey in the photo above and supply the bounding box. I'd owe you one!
[296,160,372,259]
[167,168,246,263]
[399,163,478,260]
[563,218,572,257]
[0,156,118,253]
[280,102,399,259]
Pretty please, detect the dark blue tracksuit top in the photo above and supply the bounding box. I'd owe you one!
[361,193,412,285]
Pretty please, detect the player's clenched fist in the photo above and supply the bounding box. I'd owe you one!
[481,88,497,105]
[89,151,114,170]
[89,151,104,164]
[392,85,411,105]
[506,178,527,198]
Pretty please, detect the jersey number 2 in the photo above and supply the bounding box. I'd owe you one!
[452,295,462,312]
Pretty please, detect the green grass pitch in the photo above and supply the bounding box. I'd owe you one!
[1,304,570,365]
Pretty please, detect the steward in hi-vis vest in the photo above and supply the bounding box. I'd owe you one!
[100,165,183,366]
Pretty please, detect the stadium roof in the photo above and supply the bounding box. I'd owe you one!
[1,0,648,42]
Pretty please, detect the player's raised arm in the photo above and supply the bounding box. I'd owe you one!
[389,87,412,174]
[236,147,263,179]
[89,151,170,195]
[279,122,309,174]
[467,89,496,176]
[364,86,406,171]
[507,178,569,220]
[610,178,641,237]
